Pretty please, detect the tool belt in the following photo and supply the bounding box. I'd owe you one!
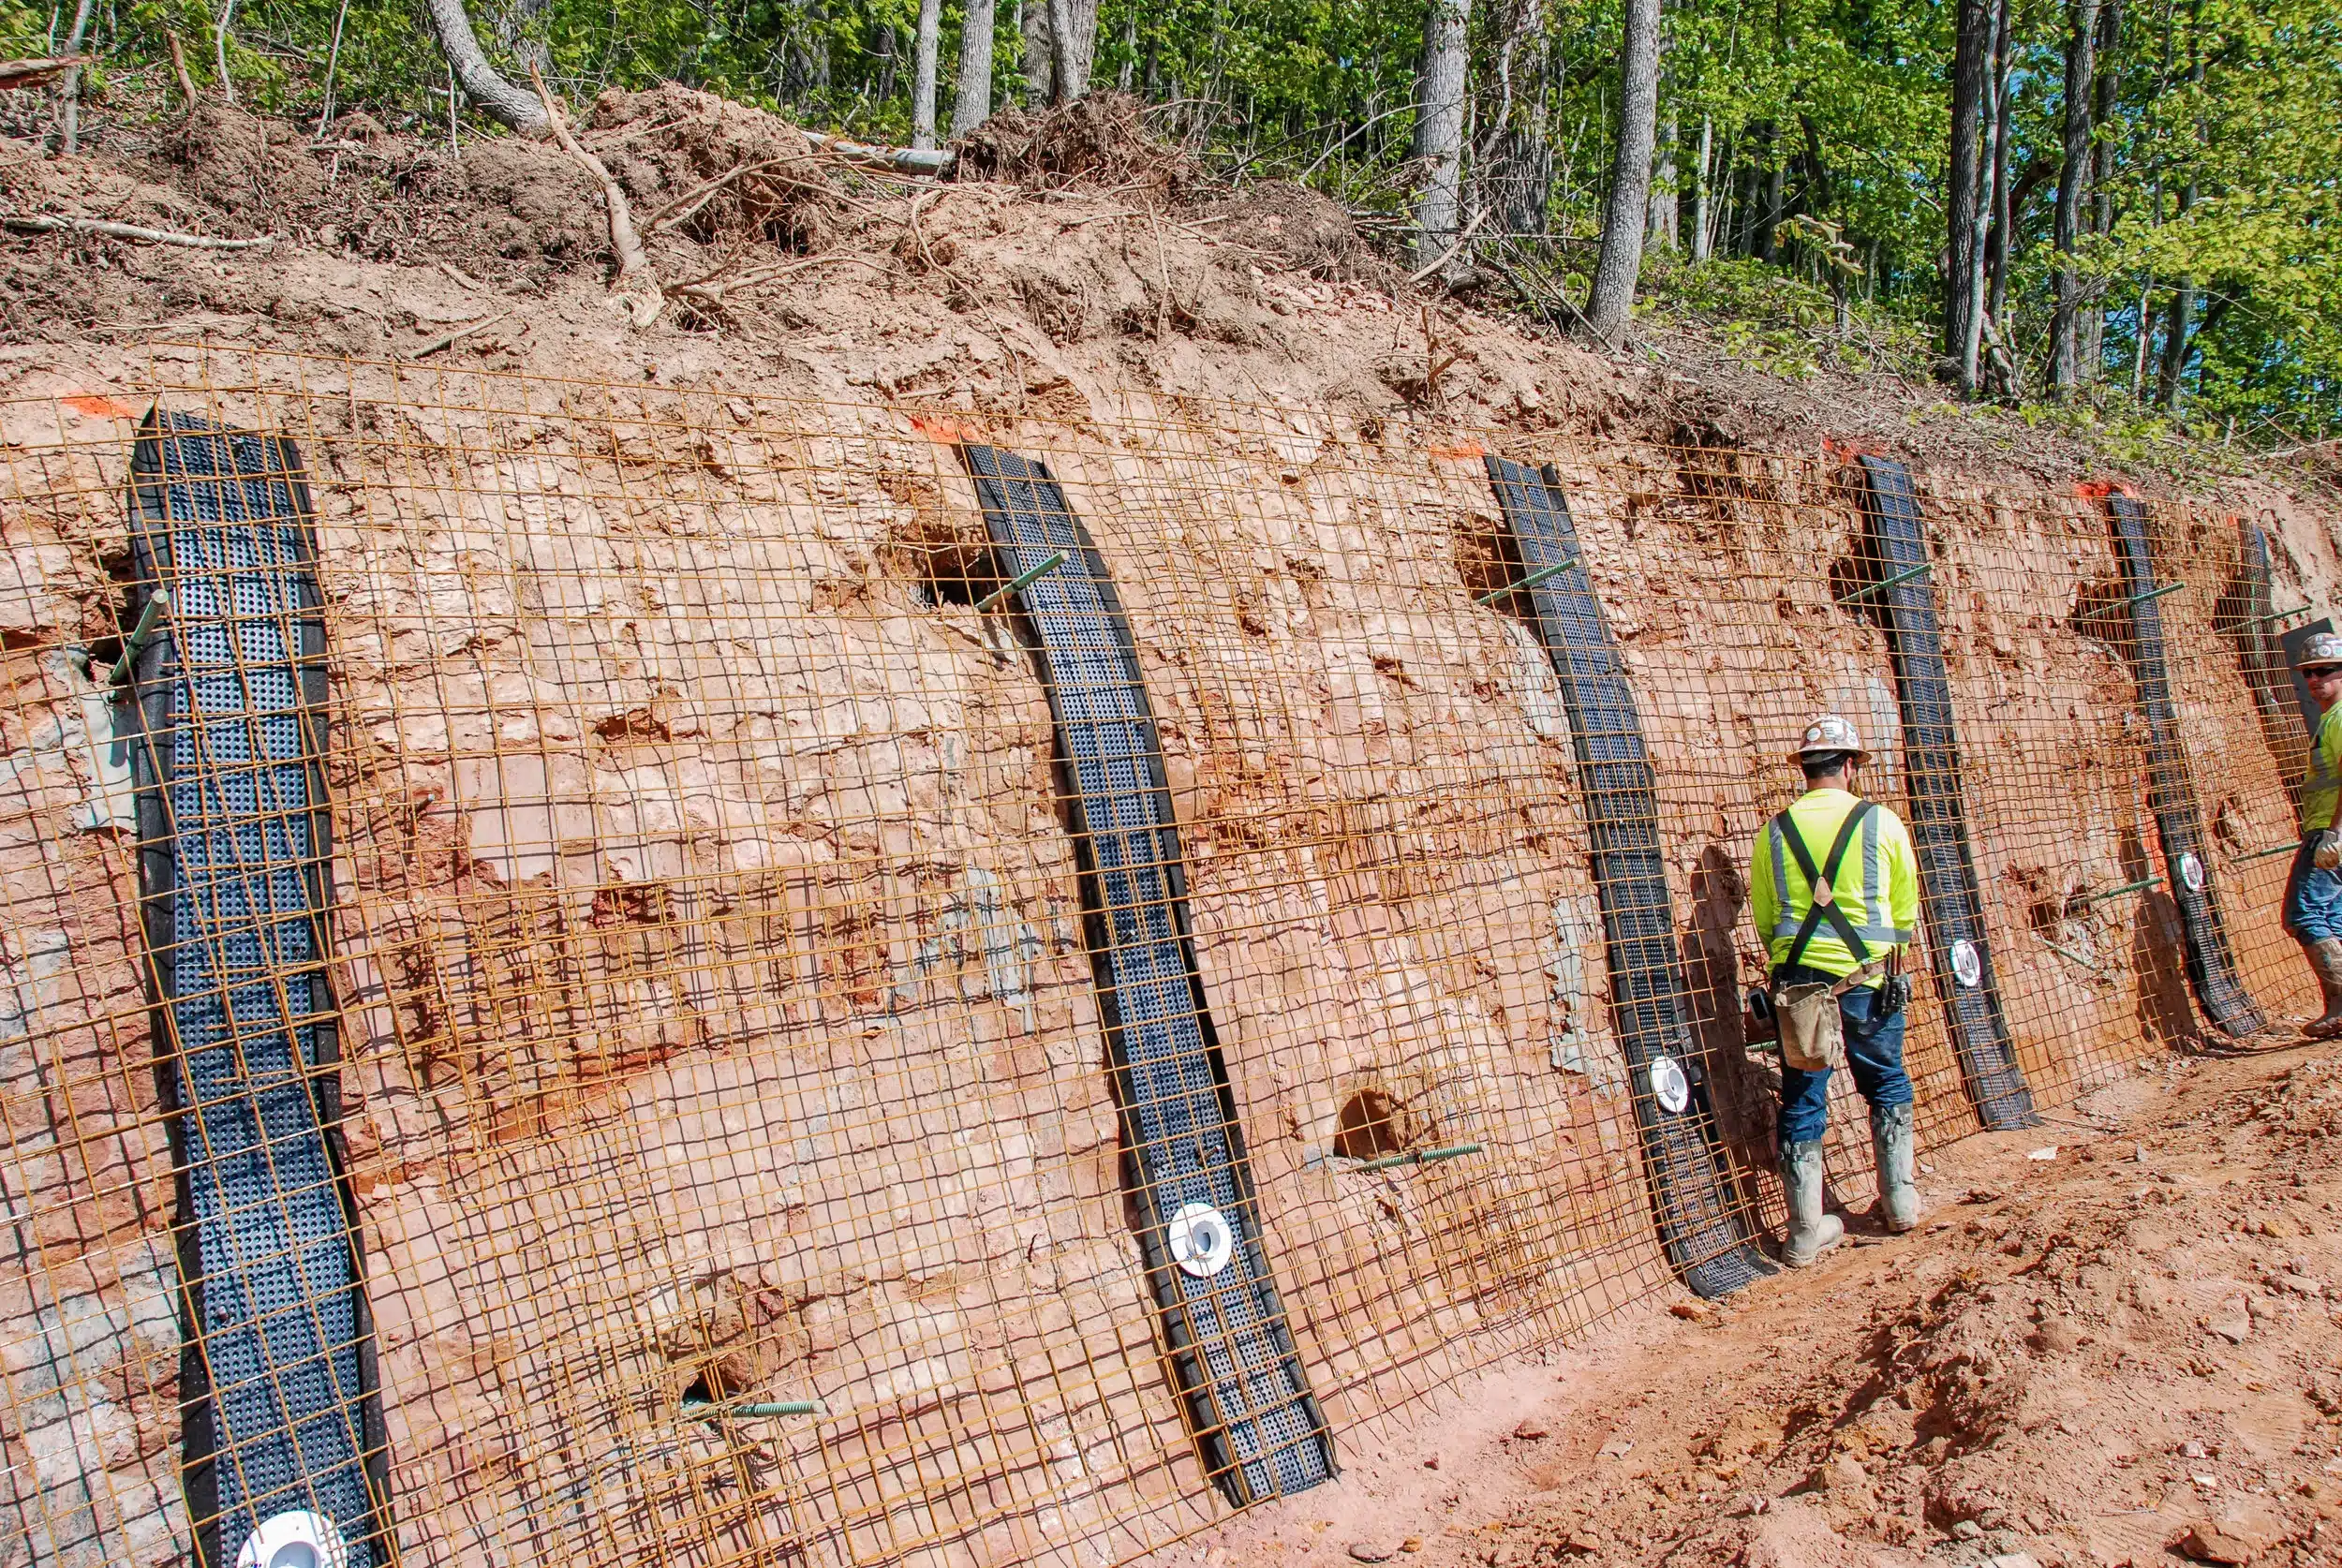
[1773,961,1886,1070]
[1767,800,1899,1072]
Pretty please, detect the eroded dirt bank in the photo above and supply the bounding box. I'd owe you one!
[1173,1042,2342,1568]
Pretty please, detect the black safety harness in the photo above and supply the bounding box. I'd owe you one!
[1772,800,1877,972]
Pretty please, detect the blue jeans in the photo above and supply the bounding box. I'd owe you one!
[2284,838,2342,942]
[1775,962,1912,1147]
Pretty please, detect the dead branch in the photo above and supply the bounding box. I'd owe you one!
[0,55,92,90]
[528,63,661,329]
[1406,206,1489,286]
[165,34,196,108]
[2,213,274,249]
[644,154,828,234]
[412,309,516,358]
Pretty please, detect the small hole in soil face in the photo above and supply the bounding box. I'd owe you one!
[887,526,1002,609]
[1334,1087,1410,1160]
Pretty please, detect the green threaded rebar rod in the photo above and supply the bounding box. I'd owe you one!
[109,592,170,685]
[1475,559,1576,606]
[1837,562,1933,606]
[2077,876,2162,904]
[2080,580,2186,619]
[975,551,1067,613]
[682,1398,827,1418]
[1353,1142,1484,1172]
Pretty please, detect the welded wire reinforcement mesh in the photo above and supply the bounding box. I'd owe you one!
[0,346,2321,1568]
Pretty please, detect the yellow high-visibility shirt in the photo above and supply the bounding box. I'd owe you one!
[1750,788,1920,984]
[2305,703,2342,833]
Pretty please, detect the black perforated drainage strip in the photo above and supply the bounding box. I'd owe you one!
[1849,457,2038,1131]
[124,412,389,1568]
[2105,493,2270,1040]
[958,444,1335,1506]
[1485,457,1774,1299]
[2234,522,2299,746]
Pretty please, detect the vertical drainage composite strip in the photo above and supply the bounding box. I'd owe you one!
[125,412,388,1567]
[2233,522,2298,742]
[958,444,1335,1505]
[1849,457,2038,1130]
[1484,458,1773,1299]
[2104,492,2270,1039]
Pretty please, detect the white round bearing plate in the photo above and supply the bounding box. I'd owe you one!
[1167,1203,1236,1279]
[237,1510,349,1568]
[1950,939,1982,989]
[1648,1055,1691,1115]
[2179,851,2205,893]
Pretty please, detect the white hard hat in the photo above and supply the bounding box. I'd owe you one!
[2296,630,2342,673]
[1791,714,1872,764]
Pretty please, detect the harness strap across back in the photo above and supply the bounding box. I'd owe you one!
[1774,801,1876,971]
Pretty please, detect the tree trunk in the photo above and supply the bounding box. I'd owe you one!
[2084,0,2123,373]
[1581,0,1662,340]
[2050,0,2099,393]
[52,0,95,153]
[912,0,943,147]
[491,0,553,72]
[1050,0,1097,103]
[425,0,551,134]
[953,0,996,134]
[1760,155,1783,262]
[1946,0,1993,383]
[1022,0,1055,103]
[2156,279,2195,409]
[1649,105,1679,249]
[1691,112,1713,261]
[1410,0,1474,273]
[1983,7,2013,335]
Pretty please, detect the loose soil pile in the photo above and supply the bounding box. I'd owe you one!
[0,86,2325,492]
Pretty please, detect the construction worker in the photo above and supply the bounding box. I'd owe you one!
[2287,632,2342,1037]
[1748,715,1922,1266]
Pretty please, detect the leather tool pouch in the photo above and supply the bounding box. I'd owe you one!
[1775,981,1846,1072]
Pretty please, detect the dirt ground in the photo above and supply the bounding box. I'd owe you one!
[1169,1040,2342,1568]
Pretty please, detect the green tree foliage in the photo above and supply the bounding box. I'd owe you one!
[4,0,2336,443]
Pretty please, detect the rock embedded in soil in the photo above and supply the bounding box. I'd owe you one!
[1347,1543,1394,1563]
[2174,1521,2257,1564]
[1512,1418,1550,1440]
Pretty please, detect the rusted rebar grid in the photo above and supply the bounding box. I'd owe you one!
[0,347,2318,1568]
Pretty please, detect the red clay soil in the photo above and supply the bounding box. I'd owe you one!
[1176,1041,2342,1568]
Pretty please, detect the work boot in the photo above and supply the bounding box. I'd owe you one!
[2305,939,2342,1039]
[1777,1139,1845,1267]
[1870,1102,1920,1233]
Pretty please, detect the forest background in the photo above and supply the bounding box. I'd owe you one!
[4,0,2336,451]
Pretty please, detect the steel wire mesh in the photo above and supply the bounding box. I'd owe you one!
[0,346,2320,1568]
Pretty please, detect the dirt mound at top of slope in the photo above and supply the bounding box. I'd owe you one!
[586,83,843,253]
[1208,180,1400,287]
[954,91,1197,200]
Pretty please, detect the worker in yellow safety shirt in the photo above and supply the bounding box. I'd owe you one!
[1748,715,1922,1267]
[2285,632,2342,1038]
